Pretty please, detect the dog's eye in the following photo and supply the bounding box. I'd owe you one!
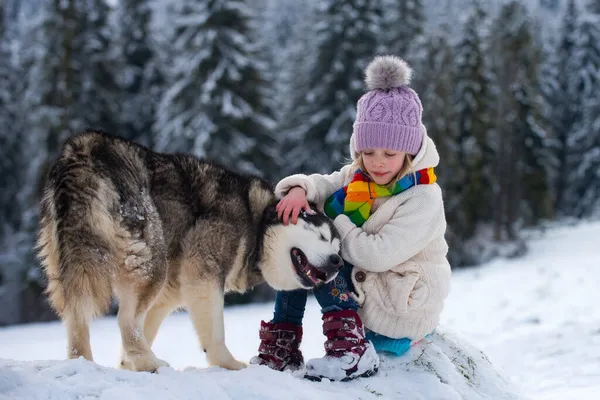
[319,234,326,241]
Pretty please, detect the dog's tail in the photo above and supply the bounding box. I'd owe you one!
[37,133,118,321]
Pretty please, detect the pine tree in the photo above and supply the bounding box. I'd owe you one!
[260,0,308,61]
[19,0,119,221]
[260,0,315,124]
[4,0,81,323]
[20,0,80,160]
[154,0,275,177]
[0,2,11,136]
[74,0,120,135]
[263,0,319,179]
[450,0,493,239]
[382,0,424,58]
[587,0,600,13]
[411,29,456,157]
[0,0,20,235]
[513,74,554,225]
[411,30,466,263]
[570,0,600,216]
[17,0,84,266]
[488,1,551,240]
[114,0,162,145]
[552,0,581,214]
[0,1,8,120]
[540,0,560,11]
[280,0,384,175]
[0,5,24,322]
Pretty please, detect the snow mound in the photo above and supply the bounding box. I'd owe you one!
[0,325,523,400]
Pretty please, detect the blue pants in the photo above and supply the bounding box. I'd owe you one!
[272,263,358,325]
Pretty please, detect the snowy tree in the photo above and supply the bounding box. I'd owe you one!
[587,0,600,13]
[570,0,600,216]
[154,0,276,177]
[550,0,582,214]
[259,0,316,124]
[0,0,20,236]
[410,29,456,158]
[17,0,119,226]
[15,0,86,269]
[540,0,560,11]
[20,0,80,161]
[10,0,81,323]
[280,0,384,175]
[449,0,493,239]
[0,0,43,325]
[514,76,555,225]
[0,1,15,238]
[74,0,120,135]
[0,2,7,119]
[0,3,11,127]
[259,0,309,59]
[9,0,121,322]
[114,0,163,145]
[382,0,425,58]
[259,0,320,180]
[488,1,551,240]
[410,31,465,263]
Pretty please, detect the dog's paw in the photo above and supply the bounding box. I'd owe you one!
[155,357,170,369]
[119,358,134,370]
[220,358,247,371]
[207,347,247,371]
[124,353,170,373]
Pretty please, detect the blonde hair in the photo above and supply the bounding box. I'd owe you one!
[348,153,416,189]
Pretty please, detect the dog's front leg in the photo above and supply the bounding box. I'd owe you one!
[182,279,246,370]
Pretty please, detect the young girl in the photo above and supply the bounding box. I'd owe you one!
[250,56,452,382]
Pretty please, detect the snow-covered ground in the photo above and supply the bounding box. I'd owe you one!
[442,220,600,399]
[1,220,599,399]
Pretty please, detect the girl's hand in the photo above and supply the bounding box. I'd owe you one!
[276,186,311,225]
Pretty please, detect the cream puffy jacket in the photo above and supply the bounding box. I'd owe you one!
[275,134,451,340]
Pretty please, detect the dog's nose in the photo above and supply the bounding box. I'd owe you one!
[329,254,343,269]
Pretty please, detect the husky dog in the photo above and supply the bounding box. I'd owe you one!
[37,130,343,372]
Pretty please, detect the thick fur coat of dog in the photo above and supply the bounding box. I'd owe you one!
[37,130,342,372]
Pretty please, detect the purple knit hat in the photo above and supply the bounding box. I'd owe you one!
[350,56,424,158]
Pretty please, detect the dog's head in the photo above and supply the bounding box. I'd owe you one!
[260,208,343,290]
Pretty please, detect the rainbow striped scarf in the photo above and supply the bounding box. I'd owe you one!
[324,168,437,227]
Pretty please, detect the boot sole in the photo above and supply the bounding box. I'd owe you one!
[304,367,378,382]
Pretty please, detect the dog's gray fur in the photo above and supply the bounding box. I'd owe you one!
[37,130,341,372]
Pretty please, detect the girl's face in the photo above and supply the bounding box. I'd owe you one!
[361,148,406,185]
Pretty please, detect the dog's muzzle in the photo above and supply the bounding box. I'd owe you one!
[291,248,343,287]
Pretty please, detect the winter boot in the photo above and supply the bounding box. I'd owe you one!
[249,320,304,372]
[305,309,379,382]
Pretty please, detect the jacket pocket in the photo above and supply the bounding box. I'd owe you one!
[362,269,421,315]
[407,275,430,310]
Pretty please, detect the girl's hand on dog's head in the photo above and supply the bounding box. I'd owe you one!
[276,187,311,225]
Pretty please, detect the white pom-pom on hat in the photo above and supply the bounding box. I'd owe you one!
[365,55,412,91]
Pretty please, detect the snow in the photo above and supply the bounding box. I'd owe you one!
[2,220,600,399]
[442,220,600,399]
[0,324,520,400]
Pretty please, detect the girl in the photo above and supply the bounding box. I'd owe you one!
[250,56,452,382]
